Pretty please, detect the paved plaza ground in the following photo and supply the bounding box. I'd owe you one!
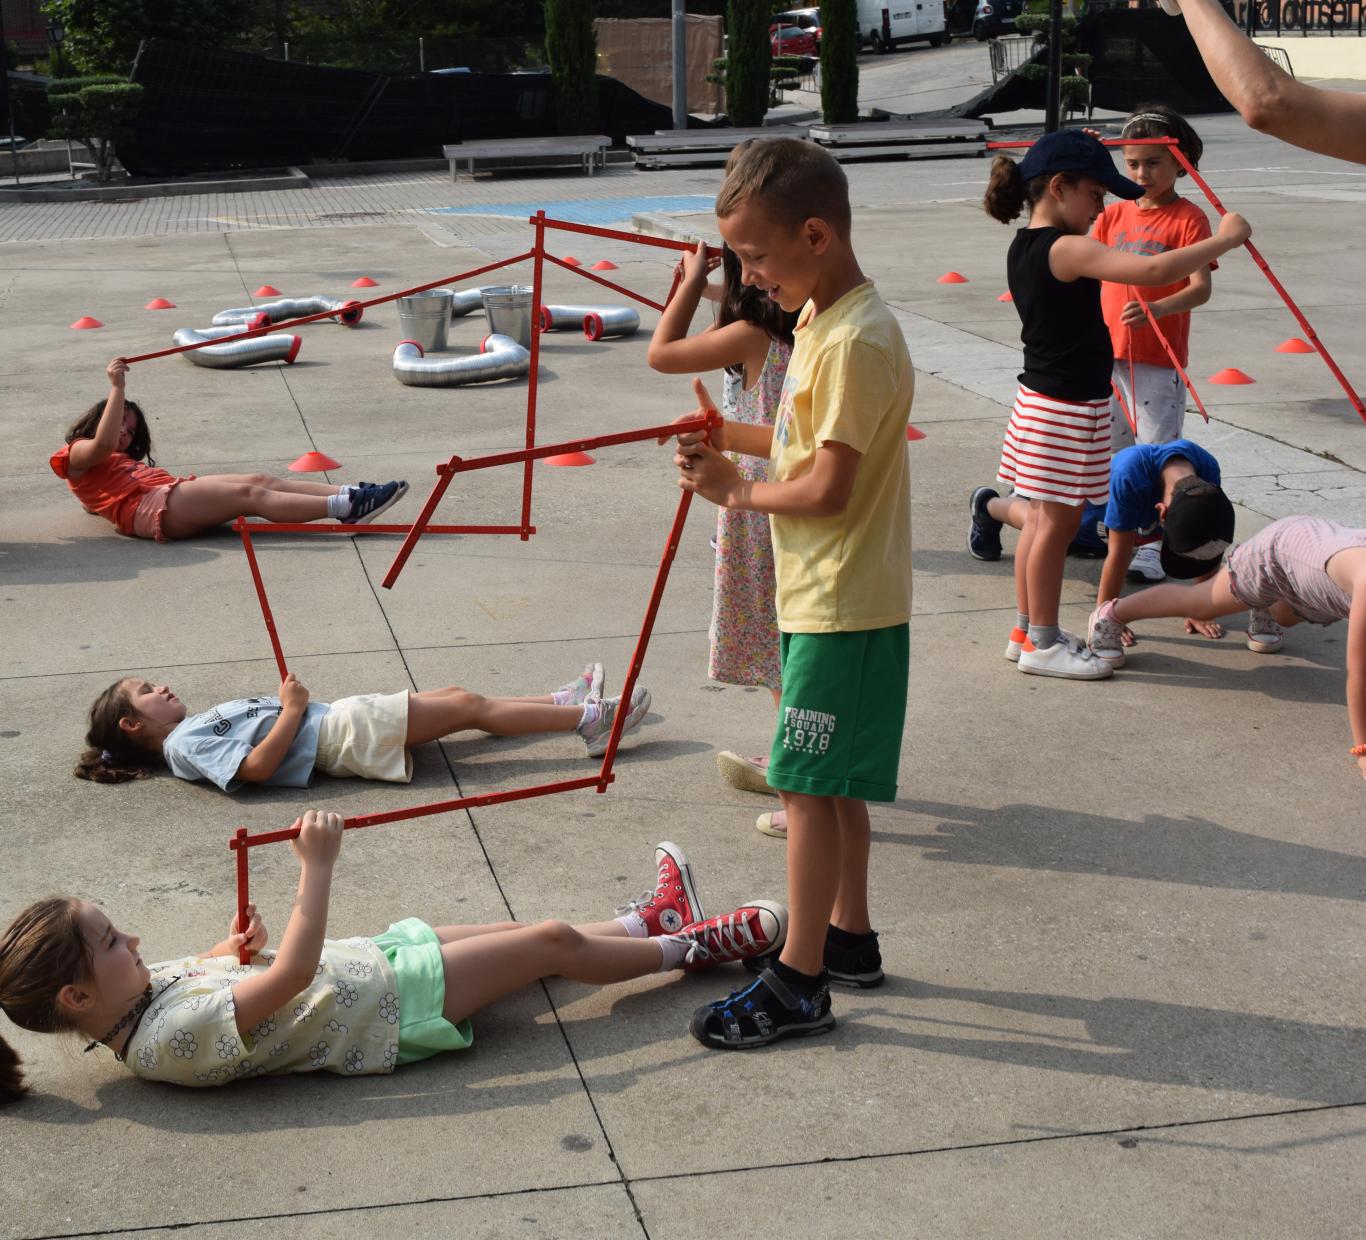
[2,92,1365,1238]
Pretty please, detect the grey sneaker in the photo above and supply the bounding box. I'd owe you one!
[1127,543,1166,583]
[1247,609,1284,653]
[1087,602,1127,668]
[555,662,604,705]
[578,685,651,757]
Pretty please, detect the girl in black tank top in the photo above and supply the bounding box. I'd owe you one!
[979,131,1247,682]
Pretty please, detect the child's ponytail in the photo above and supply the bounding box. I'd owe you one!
[984,154,1028,223]
[74,679,164,784]
[0,897,89,1103]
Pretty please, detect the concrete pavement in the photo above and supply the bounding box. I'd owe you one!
[1,111,1365,1238]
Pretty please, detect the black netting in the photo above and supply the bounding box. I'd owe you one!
[119,39,712,176]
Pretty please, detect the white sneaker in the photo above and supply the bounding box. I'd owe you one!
[1247,609,1284,654]
[1158,0,1182,14]
[1018,631,1114,680]
[1127,544,1166,584]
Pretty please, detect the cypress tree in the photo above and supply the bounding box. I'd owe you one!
[545,0,599,135]
[725,0,771,127]
[819,0,858,125]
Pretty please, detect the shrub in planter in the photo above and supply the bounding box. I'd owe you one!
[46,76,143,181]
[545,0,598,135]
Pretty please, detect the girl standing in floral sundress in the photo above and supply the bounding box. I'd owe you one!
[650,242,797,838]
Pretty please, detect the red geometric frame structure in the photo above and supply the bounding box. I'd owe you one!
[987,136,1366,423]
[125,214,713,960]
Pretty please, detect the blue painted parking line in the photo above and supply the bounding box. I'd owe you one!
[428,194,715,226]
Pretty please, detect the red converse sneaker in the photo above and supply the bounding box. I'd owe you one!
[616,841,703,936]
[678,900,788,971]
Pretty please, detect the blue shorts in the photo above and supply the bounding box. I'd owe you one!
[372,918,473,1064]
[767,624,909,802]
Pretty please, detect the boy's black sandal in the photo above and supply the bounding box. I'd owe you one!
[690,968,835,1050]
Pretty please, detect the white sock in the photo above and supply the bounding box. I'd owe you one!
[326,492,351,518]
[656,934,690,972]
[341,484,360,498]
[552,687,576,707]
[579,702,603,728]
[615,910,648,938]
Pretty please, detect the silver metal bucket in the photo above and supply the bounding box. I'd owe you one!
[396,289,453,352]
[480,285,534,349]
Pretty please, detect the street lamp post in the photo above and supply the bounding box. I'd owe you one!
[1,8,19,185]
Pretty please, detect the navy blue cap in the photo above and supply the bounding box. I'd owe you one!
[1018,130,1144,200]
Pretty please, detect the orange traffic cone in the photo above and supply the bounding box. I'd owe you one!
[1209,368,1255,385]
[997,291,1013,302]
[70,316,103,329]
[145,297,176,310]
[938,272,968,284]
[351,276,379,288]
[591,259,618,271]
[288,451,341,472]
[1276,338,1313,354]
[561,256,581,267]
[906,424,926,441]
[545,451,595,466]
[255,285,281,297]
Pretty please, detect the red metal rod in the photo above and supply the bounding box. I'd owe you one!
[1167,146,1366,423]
[1132,292,1209,423]
[237,522,529,536]
[236,520,288,680]
[233,828,251,965]
[536,214,718,255]
[1110,380,1138,439]
[233,774,608,849]
[545,253,667,312]
[523,213,546,540]
[985,138,1181,150]
[596,483,697,782]
[595,411,717,779]
[380,454,464,590]
[124,251,535,364]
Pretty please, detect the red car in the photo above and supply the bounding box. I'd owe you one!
[770,23,820,56]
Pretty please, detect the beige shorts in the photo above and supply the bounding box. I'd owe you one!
[314,691,413,783]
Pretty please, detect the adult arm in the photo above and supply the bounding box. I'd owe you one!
[65,358,130,477]
[234,674,310,784]
[231,811,342,1036]
[1175,0,1366,164]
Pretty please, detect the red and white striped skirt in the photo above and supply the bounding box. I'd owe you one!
[998,386,1112,506]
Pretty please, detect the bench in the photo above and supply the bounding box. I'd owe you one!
[807,118,988,163]
[626,125,811,170]
[443,135,611,181]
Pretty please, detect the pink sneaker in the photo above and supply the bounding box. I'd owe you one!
[679,900,788,971]
[615,841,704,936]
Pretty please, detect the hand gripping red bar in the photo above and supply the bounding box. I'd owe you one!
[986,137,1365,422]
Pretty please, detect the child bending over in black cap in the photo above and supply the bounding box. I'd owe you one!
[970,437,1236,668]
[1088,516,1366,778]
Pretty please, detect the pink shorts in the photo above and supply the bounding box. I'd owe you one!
[128,479,188,542]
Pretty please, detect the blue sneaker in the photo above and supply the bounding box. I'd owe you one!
[968,486,1003,561]
[343,480,407,524]
[690,967,834,1049]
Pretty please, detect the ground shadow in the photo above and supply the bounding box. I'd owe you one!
[0,538,221,586]
[888,798,1366,902]
[840,978,1366,1107]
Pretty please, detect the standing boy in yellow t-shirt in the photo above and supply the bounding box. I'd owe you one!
[671,139,914,1047]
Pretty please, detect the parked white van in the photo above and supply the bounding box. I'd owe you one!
[857,0,948,51]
